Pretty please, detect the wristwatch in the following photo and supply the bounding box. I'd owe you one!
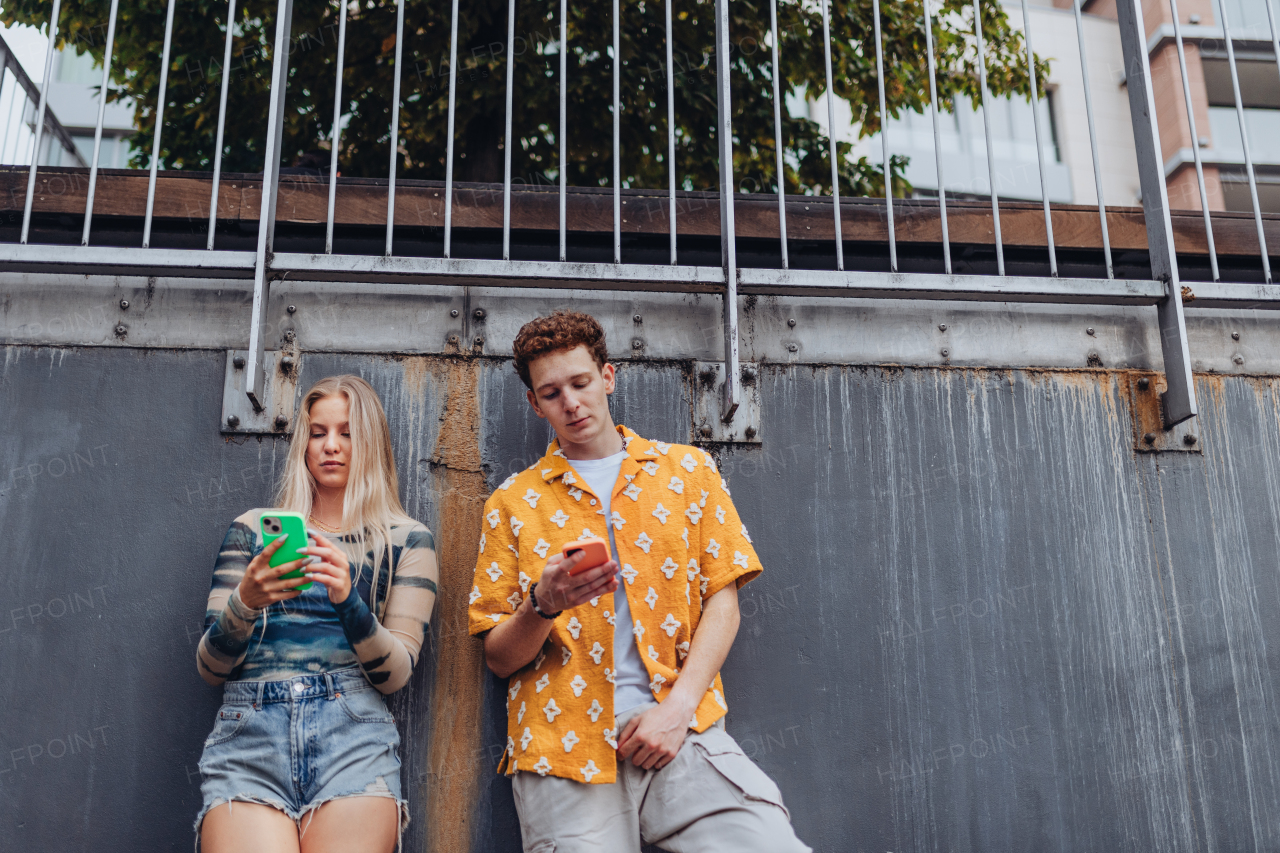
[528,582,562,620]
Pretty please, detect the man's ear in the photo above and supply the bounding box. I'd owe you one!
[602,363,616,395]
[526,388,547,420]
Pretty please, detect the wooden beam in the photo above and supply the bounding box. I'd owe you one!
[2,166,1276,258]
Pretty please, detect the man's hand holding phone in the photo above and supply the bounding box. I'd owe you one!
[238,536,313,610]
[534,547,619,614]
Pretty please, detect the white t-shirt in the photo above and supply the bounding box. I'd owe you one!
[568,450,654,714]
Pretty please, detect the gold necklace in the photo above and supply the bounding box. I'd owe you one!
[309,515,343,533]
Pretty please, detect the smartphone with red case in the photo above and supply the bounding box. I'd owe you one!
[562,537,610,575]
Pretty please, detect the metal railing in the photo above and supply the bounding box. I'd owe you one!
[3,0,1280,430]
[1166,0,1279,284]
[0,31,85,174]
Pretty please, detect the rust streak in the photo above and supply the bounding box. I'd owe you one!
[424,358,487,853]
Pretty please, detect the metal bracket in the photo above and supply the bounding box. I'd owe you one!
[692,361,760,444]
[221,349,300,434]
[1126,372,1202,453]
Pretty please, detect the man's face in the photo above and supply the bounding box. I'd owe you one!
[526,345,616,447]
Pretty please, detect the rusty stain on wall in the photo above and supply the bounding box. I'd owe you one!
[423,359,488,853]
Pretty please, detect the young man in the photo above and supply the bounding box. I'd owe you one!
[468,311,810,853]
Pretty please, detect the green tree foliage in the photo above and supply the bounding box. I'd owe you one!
[3,0,1046,197]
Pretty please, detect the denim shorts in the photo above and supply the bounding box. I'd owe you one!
[194,667,407,847]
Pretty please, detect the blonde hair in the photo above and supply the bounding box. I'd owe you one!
[276,375,414,618]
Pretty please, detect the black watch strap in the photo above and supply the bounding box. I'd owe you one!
[528,582,562,620]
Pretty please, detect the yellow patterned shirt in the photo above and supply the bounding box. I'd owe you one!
[468,425,762,784]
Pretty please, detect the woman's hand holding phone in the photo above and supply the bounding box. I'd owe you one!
[297,530,352,605]
[238,536,313,610]
[534,550,620,614]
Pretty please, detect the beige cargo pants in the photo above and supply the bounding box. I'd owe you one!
[511,701,811,853]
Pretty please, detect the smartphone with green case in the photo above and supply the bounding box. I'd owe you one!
[260,511,313,590]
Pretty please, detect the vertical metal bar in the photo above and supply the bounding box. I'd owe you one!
[82,0,120,246]
[1072,0,1112,278]
[872,0,895,271]
[385,0,406,257]
[4,81,23,166]
[1116,0,1196,426]
[444,0,460,258]
[0,42,8,135]
[768,0,787,268]
[246,0,295,410]
[972,0,1003,272]
[821,0,843,270]
[1019,0,1056,276]
[503,0,516,260]
[923,0,950,274]
[0,65,7,164]
[1167,0,1218,280]
[207,0,237,251]
[973,0,1004,275]
[1,74,16,166]
[667,0,678,265]
[559,0,567,261]
[612,0,621,264]
[19,0,62,245]
[325,0,348,254]
[1215,0,1272,283]
[142,0,178,249]
[714,0,739,420]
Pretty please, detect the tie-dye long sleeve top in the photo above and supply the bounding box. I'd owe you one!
[197,508,439,694]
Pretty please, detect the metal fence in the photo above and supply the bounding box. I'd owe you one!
[0,31,85,170]
[2,0,1279,432]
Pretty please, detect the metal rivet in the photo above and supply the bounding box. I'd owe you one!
[633,314,642,323]
[1183,434,1198,446]
[740,366,757,383]
[474,336,484,346]
[1144,432,1156,445]
[1086,327,1096,336]
[938,323,947,332]
[227,415,241,429]
[275,414,289,429]
[744,426,757,440]
[279,356,294,371]
[1234,355,1244,365]
[447,333,459,344]
[287,305,296,314]
[474,308,486,320]
[114,324,127,336]
[1137,377,1150,391]
[283,330,296,343]
[787,343,798,353]
[119,299,130,310]
[450,309,459,318]
[941,348,950,358]
[787,318,796,328]
[1231,332,1240,340]
[632,338,644,350]
[699,426,713,438]
[233,356,246,369]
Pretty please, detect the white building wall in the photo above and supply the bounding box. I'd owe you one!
[813,0,1141,206]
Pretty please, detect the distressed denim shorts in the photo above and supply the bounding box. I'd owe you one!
[194,667,407,846]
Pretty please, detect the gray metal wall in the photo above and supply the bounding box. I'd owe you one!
[3,344,1278,852]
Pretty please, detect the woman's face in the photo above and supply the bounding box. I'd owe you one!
[306,394,352,492]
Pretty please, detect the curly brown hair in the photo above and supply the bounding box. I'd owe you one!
[512,311,609,389]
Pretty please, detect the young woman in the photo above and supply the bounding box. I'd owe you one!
[194,375,439,853]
